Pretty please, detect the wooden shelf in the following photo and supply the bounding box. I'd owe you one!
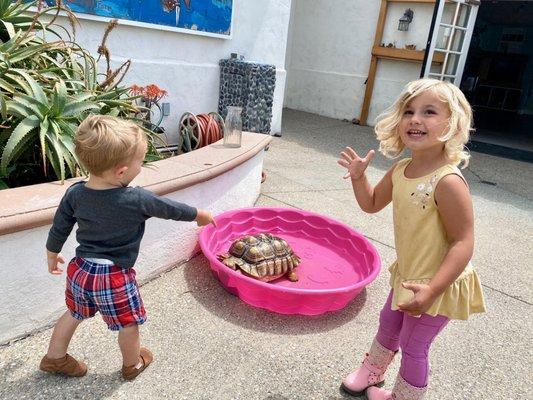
[372,46,444,63]
[358,0,444,125]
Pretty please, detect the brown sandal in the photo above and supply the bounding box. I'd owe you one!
[39,353,87,377]
[121,347,153,381]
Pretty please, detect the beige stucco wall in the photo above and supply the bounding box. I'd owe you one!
[284,0,436,125]
[47,0,292,136]
[0,133,271,344]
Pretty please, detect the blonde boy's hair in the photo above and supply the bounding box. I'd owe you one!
[375,78,473,168]
[75,115,147,175]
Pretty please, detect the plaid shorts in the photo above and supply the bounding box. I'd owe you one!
[65,257,146,331]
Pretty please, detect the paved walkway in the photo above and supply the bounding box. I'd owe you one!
[0,109,531,399]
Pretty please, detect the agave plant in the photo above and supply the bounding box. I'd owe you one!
[3,75,99,179]
[0,0,162,188]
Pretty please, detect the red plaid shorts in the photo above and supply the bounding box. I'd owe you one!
[65,257,146,331]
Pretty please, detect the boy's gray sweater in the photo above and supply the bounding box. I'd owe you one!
[46,181,198,268]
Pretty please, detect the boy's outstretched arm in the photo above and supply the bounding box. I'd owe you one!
[338,147,394,213]
[195,209,216,227]
[137,187,216,226]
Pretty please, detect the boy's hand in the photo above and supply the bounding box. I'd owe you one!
[195,209,216,227]
[47,250,66,275]
[338,147,375,180]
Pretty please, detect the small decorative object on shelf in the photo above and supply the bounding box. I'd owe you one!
[223,106,243,148]
[404,44,417,50]
[398,8,414,31]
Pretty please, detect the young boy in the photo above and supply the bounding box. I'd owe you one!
[39,115,215,380]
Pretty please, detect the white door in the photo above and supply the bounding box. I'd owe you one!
[422,0,480,85]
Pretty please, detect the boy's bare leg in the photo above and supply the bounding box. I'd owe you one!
[47,311,82,358]
[40,311,87,377]
[118,324,141,367]
[119,324,153,380]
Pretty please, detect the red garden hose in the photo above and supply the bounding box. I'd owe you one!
[178,112,224,153]
[196,113,224,146]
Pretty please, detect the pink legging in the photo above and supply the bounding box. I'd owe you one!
[375,290,449,388]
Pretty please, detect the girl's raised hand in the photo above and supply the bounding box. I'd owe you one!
[338,147,375,180]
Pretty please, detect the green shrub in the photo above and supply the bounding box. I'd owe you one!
[0,0,161,189]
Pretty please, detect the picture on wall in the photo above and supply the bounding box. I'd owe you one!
[43,0,233,37]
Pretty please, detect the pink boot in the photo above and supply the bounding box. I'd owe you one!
[341,339,396,396]
[366,374,427,400]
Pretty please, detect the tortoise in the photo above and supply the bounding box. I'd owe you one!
[217,233,300,282]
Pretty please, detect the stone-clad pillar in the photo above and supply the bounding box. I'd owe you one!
[218,56,276,134]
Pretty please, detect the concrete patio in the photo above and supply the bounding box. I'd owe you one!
[0,109,531,400]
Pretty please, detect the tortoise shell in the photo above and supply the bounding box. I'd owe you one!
[217,233,300,282]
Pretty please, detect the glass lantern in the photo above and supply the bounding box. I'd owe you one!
[398,9,414,31]
[223,106,243,148]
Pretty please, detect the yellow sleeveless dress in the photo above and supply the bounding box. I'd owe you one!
[389,158,486,320]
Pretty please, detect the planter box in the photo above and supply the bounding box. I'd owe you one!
[0,132,271,344]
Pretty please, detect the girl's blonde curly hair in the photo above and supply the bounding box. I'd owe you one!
[375,78,473,168]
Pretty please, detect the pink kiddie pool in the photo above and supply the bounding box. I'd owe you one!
[199,207,381,315]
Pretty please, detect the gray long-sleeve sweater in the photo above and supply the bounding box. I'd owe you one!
[46,181,198,268]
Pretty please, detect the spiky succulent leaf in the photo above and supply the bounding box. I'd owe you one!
[1,114,39,175]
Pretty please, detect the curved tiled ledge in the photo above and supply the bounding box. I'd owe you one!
[0,132,272,236]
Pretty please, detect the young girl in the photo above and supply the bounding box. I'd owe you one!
[337,78,485,399]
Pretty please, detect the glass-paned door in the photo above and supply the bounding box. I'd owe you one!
[422,0,480,85]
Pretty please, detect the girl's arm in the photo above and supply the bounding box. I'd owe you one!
[338,147,395,213]
[398,174,474,316]
[429,174,474,294]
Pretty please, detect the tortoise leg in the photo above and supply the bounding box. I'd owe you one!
[287,271,298,282]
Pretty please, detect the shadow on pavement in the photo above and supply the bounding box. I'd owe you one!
[0,361,121,400]
[183,254,368,335]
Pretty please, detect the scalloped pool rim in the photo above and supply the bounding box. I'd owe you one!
[199,206,382,295]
